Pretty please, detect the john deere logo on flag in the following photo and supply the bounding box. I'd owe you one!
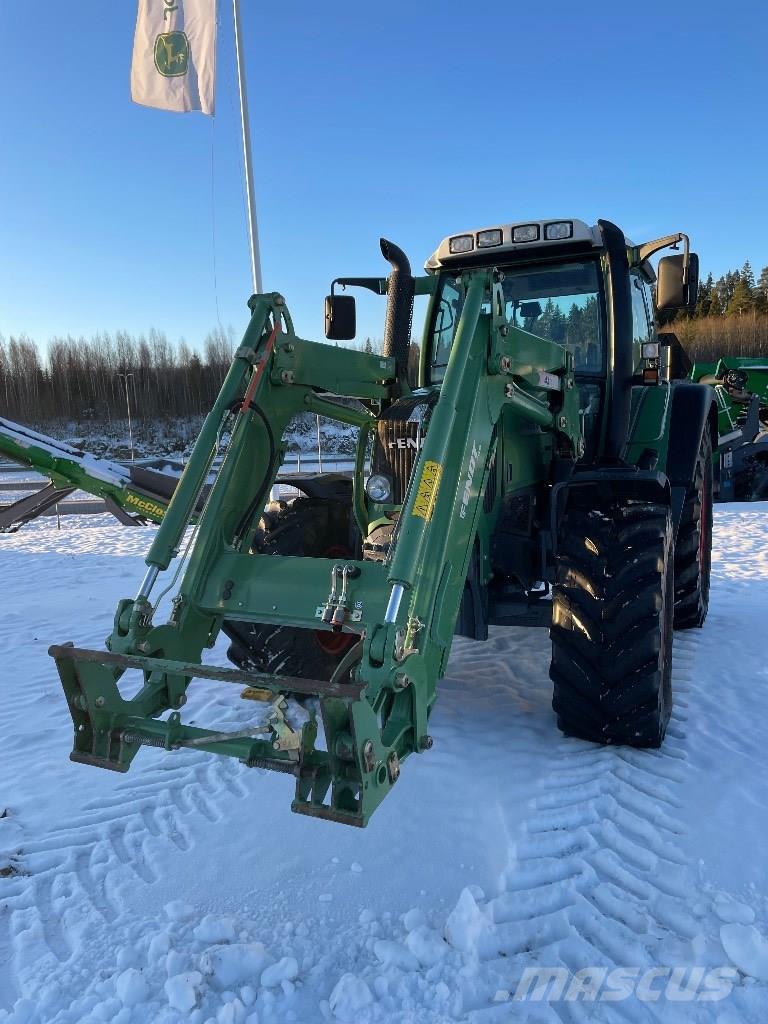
[154,31,189,77]
[132,0,216,114]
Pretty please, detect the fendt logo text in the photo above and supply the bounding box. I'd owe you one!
[459,442,482,520]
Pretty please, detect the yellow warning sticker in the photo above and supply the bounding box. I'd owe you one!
[412,461,442,520]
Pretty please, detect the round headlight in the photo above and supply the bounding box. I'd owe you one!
[366,474,391,502]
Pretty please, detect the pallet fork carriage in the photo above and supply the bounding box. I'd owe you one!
[51,221,717,827]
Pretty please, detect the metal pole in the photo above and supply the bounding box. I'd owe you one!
[118,373,135,461]
[316,415,324,472]
[232,0,263,295]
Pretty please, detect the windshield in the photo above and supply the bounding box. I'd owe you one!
[430,259,605,383]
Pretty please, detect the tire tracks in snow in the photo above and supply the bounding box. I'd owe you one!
[1,749,248,1004]
[461,631,704,1022]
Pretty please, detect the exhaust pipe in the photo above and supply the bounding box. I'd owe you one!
[380,238,414,385]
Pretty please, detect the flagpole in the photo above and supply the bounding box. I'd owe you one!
[232,0,263,295]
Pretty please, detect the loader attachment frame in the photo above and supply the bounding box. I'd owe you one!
[51,276,581,826]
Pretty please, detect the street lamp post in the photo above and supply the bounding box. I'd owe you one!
[117,372,135,461]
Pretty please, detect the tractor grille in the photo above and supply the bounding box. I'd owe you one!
[372,417,423,504]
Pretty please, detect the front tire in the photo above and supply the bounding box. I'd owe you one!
[550,501,674,747]
[673,427,713,629]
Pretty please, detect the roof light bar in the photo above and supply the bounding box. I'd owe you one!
[512,224,539,242]
[448,234,473,254]
[477,228,503,248]
[544,221,573,240]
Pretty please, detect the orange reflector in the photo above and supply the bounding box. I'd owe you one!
[642,367,659,385]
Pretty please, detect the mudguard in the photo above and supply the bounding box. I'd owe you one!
[666,382,718,492]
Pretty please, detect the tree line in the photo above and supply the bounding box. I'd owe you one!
[0,327,422,426]
[0,328,239,425]
[1,258,765,427]
[664,260,768,360]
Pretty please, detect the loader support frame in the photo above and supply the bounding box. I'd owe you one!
[51,279,582,825]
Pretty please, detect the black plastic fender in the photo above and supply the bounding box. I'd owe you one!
[666,382,718,525]
[666,382,718,489]
[282,473,352,504]
[551,467,672,556]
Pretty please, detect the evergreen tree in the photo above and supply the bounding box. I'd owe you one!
[714,271,739,312]
[709,290,723,317]
[741,260,755,290]
[694,272,713,318]
[755,267,768,314]
[726,277,754,316]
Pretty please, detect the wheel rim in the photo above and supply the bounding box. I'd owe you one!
[314,544,357,657]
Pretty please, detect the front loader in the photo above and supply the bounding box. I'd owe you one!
[51,219,716,827]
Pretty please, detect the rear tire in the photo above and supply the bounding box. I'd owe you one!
[673,427,713,629]
[222,496,357,679]
[550,501,674,747]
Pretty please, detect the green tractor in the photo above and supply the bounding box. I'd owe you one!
[689,358,768,502]
[51,218,716,827]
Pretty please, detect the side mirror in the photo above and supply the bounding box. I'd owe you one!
[656,253,699,313]
[324,294,356,340]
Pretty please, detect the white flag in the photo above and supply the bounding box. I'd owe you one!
[131,0,216,115]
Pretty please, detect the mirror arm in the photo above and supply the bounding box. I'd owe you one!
[634,233,690,280]
[331,277,388,296]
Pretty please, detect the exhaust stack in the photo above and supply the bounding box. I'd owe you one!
[380,238,414,384]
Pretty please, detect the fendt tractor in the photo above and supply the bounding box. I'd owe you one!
[51,218,715,827]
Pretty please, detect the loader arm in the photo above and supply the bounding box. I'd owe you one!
[51,272,581,826]
[0,416,195,527]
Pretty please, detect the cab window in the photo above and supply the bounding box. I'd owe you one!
[630,273,654,372]
[430,278,462,383]
[429,259,605,383]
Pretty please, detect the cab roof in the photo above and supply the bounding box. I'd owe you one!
[425,218,631,271]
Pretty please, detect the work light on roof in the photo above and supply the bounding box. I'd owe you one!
[477,229,503,248]
[512,224,540,243]
[449,235,474,254]
[544,221,573,240]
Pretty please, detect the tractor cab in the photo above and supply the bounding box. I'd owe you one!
[424,236,606,459]
[421,218,698,463]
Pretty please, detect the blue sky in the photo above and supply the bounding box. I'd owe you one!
[1,1,766,352]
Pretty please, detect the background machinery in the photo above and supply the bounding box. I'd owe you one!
[690,358,768,501]
[0,418,184,529]
[51,218,715,827]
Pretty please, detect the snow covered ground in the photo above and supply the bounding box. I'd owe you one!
[1,506,767,1023]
